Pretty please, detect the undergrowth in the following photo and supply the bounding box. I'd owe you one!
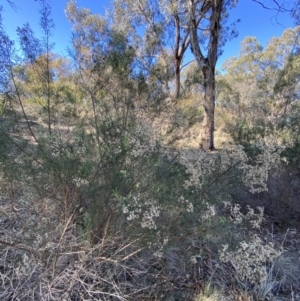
[1,3,300,300]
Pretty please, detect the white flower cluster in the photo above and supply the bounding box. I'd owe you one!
[126,124,158,158]
[105,127,123,156]
[50,140,63,158]
[219,235,283,286]
[122,193,161,230]
[236,141,283,193]
[224,202,264,229]
[148,231,169,258]
[72,177,89,187]
[178,195,194,213]
[201,204,216,220]
[122,205,140,221]
[179,141,283,194]
[179,151,219,190]
[122,194,142,221]
[141,204,160,229]
[107,137,122,155]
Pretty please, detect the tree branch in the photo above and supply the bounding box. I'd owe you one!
[6,0,18,11]
[251,0,290,13]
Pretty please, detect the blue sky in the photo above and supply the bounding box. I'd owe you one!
[1,0,295,70]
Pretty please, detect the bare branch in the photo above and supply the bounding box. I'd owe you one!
[6,0,19,11]
[180,59,196,70]
[251,0,290,13]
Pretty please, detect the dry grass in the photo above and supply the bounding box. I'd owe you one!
[0,179,204,300]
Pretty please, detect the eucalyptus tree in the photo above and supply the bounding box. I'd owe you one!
[217,27,300,135]
[217,37,264,116]
[111,0,239,150]
[0,0,55,137]
[65,1,164,148]
[69,0,298,151]
[16,0,54,134]
[187,0,240,150]
[186,0,300,150]
[111,0,194,98]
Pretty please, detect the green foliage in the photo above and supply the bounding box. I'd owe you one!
[279,113,300,169]
[282,136,300,168]
[226,118,270,152]
[0,96,5,115]
[218,27,300,112]
[218,27,300,163]
[184,61,204,93]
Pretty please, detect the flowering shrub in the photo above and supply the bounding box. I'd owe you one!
[179,141,283,194]
[223,202,264,229]
[238,140,283,193]
[0,3,299,300]
[219,235,283,287]
[122,193,161,229]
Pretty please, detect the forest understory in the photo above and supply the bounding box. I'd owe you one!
[1,101,300,301]
[1,0,300,300]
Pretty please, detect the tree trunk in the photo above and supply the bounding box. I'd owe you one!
[188,0,222,151]
[173,14,181,99]
[174,58,181,98]
[201,64,215,150]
